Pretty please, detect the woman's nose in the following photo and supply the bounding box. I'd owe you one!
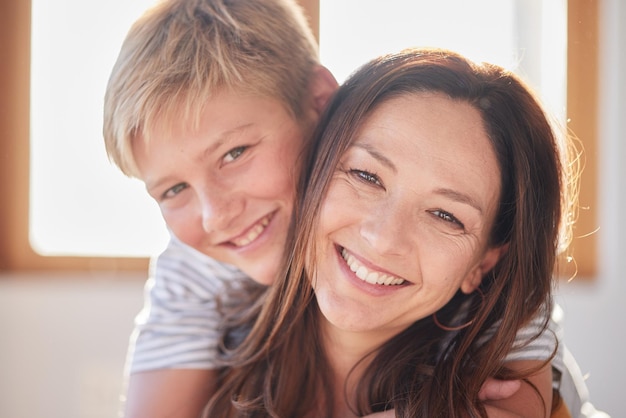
[359,199,414,257]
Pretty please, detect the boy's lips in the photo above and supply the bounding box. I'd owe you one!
[227,212,274,247]
[339,247,406,286]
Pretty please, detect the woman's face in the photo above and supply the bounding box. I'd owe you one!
[312,92,504,342]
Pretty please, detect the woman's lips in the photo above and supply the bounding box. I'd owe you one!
[340,247,406,286]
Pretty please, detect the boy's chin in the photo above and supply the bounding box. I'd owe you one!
[247,267,277,286]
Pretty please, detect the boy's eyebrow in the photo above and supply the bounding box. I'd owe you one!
[145,123,256,193]
[144,177,171,196]
[352,142,397,173]
[201,123,254,160]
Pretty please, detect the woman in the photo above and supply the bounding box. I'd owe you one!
[207,48,578,417]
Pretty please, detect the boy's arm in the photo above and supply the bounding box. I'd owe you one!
[480,303,564,417]
[358,378,530,418]
[124,369,217,418]
[360,309,555,418]
[470,304,557,417]
[122,236,251,418]
[483,360,553,417]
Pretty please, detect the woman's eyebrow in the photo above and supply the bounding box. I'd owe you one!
[352,142,397,172]
[352,142,484,213]
[433,187,483,214]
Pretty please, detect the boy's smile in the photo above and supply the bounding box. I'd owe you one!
[132,90,309,285]
[226,212,273,247]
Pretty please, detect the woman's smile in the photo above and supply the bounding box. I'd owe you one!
[312,92,502,336]
[339,246,406,286]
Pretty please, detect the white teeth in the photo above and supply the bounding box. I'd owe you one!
[341,248,405,286]
[231,216,270,247]
[356,266,368,280]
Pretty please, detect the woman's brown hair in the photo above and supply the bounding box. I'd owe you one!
[206,48,578,417]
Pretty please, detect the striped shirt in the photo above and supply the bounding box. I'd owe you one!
[127,236,253,373]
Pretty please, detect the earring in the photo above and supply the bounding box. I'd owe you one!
[432,289,485,332]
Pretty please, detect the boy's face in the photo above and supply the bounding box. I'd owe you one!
[133,91,310,285]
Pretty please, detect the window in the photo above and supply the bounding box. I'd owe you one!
[565,0,599,279]
[0,0,598,276]
[29,0,168,259]
[319,1,565,102]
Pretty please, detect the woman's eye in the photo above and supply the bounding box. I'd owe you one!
[162,182,188,199]
[350,169,382,187]
[431,209,465,229]
[223,146,248,164]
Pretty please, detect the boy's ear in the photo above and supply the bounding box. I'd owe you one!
[308,65,339,117]
[460,244,509,294]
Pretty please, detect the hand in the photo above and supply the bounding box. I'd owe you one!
[361,411,395,418]
[360,379,521,417]
[478,378,521,401]
[359,379,521,418]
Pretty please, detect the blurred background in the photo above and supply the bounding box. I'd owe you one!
[0,0,622,416]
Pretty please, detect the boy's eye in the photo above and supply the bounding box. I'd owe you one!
[162,182,188,199]
[222,146,248,164]
[431,209,465,229]
[350,169,383,187]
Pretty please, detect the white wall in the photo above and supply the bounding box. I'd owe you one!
[0,2,622,417]
[0,274,145,418]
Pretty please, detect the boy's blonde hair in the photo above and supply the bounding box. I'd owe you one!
[103,0,319,177]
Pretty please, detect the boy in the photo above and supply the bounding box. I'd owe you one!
[104,0,596,417]
[104,1,336,416]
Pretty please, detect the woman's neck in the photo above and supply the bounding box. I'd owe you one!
[319,316,392,417]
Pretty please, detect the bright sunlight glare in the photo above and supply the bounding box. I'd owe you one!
[30,0,169,257]
[29,0,566,258]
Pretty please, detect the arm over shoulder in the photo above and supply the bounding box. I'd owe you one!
[122,236,254,418]
[503,304,610,418]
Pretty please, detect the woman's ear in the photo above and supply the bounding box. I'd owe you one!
[460,244,509,294]
[308,65,339,117]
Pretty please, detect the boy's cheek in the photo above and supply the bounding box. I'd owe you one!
[160,210,203,246]
[169,225,206,254]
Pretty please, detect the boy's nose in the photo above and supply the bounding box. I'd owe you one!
[199,192,244,234]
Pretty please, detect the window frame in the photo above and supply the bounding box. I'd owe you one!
[0,0,598,276]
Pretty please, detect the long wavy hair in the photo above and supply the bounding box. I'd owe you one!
[205,48,578,417]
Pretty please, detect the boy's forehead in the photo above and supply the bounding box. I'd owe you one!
[139,88,228,139]
[139,88,295,142]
